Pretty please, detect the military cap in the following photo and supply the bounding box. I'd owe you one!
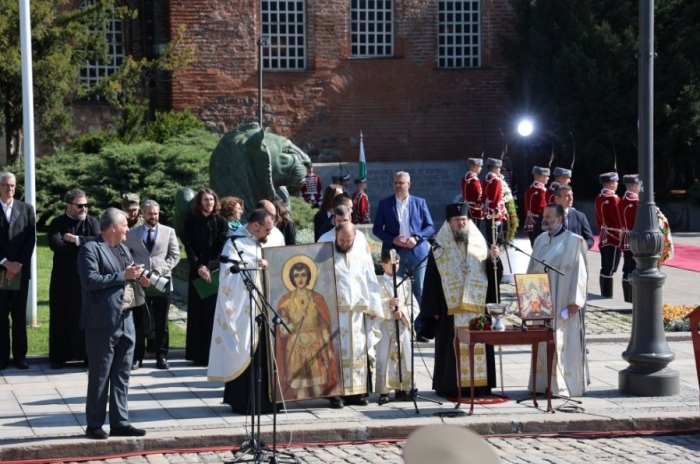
[486,158,502,168]
[340,173,351,181]
[467,158,483,166]
[354,178,366,184]
[121,192,140,210]
[552,167,572,178]
[445,202,470,220]
[623,174,641,185]
[599,172,620,184]
[532,166,550,176]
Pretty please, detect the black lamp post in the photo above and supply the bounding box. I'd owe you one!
[618,0,679,396]
[257,35,269,127]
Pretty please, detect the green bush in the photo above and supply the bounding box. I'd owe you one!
[72,131,121,155]
[143,109,205,144]
[289,196,315,230]
[7,129,220,228]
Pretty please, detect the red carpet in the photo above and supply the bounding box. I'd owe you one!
[591,236,700,272]
[446,394,510,405]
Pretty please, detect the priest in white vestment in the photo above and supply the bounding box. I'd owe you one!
[318,205,372,265]
[207,209,278,413]
[332,222,383,408]
[528,203,589,397]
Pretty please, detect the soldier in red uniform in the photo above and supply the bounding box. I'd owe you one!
[460,158,484,228]
[594,172,622,298]
[300,163,323,208]
[524,166,550,245]
[618,174,641,303]
[351,178,371,224]
[482,158,506,245]
[546,167,572,204]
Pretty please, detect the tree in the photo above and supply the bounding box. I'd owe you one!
[502,0,700,197]
[0,0,130,163]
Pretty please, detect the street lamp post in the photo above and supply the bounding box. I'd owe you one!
[618,0,679,396]
[257,35,269,127]
[517,118,534,199]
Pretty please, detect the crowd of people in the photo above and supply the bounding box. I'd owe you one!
[0,160,654,439]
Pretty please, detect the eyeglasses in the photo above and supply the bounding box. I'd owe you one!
[72,203,89,209]
[0,183,15,188]
[257,222,272,232]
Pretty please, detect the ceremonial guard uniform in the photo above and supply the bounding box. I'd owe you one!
[482,158,506,245]
[594,172,622,298]
[300,164,323,207]
[524,166,550,244]
[460,158,484,227]
[618,174,640,303]
[546,167,572,204]
[351,178,371,224]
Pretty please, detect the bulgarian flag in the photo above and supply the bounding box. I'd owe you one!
[359,131,367,179]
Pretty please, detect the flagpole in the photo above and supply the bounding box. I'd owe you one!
[359,130,366,180]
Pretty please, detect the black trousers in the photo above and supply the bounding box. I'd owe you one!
[0,274,29,363]
[134,295,170,362]
[600,246,621,278]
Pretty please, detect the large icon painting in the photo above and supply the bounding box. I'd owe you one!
[263,242,344,402]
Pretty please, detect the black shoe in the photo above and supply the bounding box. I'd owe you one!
[132,360,141,371]
[0,360,9,370]
[155,358,170,370]
[110,425,146,437]
[50,362,62,369]
[415,335,430,343]
[329,396,345,409]
[86,427,108,440]
[344,394,369,406]
[378,394,390,405]
[13,360,29,369]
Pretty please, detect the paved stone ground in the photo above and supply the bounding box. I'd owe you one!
[44,433,700,463]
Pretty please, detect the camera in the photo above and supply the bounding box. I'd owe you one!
[140,270,169,292]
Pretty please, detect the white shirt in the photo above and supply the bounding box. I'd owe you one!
[396,195,411,239]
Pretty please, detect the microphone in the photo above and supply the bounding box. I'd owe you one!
[219,254,243,264]
[428,237,442,250]
[497,237,514,247]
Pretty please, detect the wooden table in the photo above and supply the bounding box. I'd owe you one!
[454,325,555,415]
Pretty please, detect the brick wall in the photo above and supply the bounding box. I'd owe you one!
[170,0,517,163]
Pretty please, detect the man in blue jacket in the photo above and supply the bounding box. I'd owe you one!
[373,171,435,340]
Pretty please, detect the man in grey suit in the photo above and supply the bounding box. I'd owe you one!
[78,208,150,439]
[126,200,180,370]
[0,172,36,370]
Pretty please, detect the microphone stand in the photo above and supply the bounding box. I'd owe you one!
[226,240,299,464]
[397,252,443,414]
[498,239,582,408]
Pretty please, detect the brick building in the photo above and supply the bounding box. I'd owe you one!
[168,0,517,163]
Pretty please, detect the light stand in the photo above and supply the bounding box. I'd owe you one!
[500,240,583,408]
[226,241,299,464]
[397,253,443,414]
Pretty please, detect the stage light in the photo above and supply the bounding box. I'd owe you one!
[517,119,534,137]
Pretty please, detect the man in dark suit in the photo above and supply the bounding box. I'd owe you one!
[533,185,594,250]
[0,172,36,370]
[373,171,435,339]
[126,200,180,370]
[78,208,150,439]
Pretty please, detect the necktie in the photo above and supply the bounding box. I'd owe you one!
[146,228,155,253]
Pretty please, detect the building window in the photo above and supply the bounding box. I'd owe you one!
[437,0,481,68]
[351,0,393,57]
[262,0,306,70]
[79,2,124,94]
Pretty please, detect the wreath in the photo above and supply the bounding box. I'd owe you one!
[499,175,519,243]
[657,207,674,267]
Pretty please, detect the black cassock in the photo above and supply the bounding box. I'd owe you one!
[420,251,502,398]
[48,214,100,365]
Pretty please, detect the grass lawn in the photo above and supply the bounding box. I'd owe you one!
[27,232,186,356]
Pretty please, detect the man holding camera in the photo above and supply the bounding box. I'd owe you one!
[126,200,180,370]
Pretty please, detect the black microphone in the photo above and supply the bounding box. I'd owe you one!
[497,237,514,247]
[428,237,442,250]
[219,254,242,264]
